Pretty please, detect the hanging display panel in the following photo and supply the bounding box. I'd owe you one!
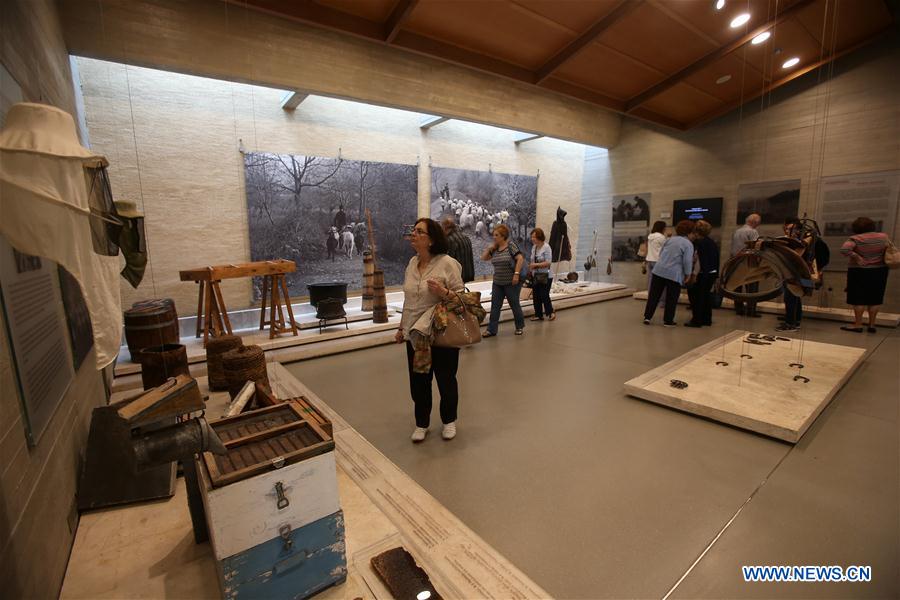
[736,179,801,237]
[611,193,650,262]
[245,152,417,296]
[430,166,538,279]
[0,236,74,446]
[819,170,900,272]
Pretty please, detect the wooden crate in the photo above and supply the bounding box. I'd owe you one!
[199,403,345,598]
[283,395,333,437]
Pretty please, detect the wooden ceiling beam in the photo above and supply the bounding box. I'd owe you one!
[534,0,643,84]
[383,0,419,43]
[537,78,625,112]
[420,115,450,129]
[391,30,536,83]
[280,91,308,109]
[685,30,890,129]
[624,0,818,112]
[230,0,383,39]
[514,133,543,144]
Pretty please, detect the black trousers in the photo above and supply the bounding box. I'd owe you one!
[644,274,682,324]
[783,287,803,325]
[532,279,554,318]
[405,342,460,428]
[688,274,716,325]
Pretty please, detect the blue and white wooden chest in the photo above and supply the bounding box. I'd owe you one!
[199,402,346,599]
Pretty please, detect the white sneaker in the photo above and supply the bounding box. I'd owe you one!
[411,427,428,443]
[442,422,457,440]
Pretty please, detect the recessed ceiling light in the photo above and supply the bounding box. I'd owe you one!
[782,57,800,68]
[730,13,751,28]
[751,31,771,45]
[716,74,732,84]
[715,0,726,10]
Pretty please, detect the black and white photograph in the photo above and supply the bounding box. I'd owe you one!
[611,193,650,261]
[58,265,93,371]
[737,179,801,232]
[245,152,418,296]
[612,193,651,225]
[430,166,538,279]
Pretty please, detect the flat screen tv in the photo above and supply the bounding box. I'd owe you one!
[673,197,723,227]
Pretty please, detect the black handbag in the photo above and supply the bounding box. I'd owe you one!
[533,272,549,285]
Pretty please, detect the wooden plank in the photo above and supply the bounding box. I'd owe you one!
[179,260,297,282]
[258,273,267,331]
[116,374,201,424]
[211,439,335,488]
[279,274,300,336]
[221,421,304,450]
[211,281,232,334]
[194,281,204,338]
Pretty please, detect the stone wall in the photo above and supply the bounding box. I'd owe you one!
[76,57,588,315]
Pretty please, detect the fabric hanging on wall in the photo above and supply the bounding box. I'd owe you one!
[549,206,572,262]
[0,103,122,368]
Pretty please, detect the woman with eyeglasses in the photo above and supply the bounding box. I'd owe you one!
[395,218,465,443]
[481,223,526,336]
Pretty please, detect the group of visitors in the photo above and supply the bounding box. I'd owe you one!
[397,218,557,443]
[642,218,720,328]
[397,212,893,444]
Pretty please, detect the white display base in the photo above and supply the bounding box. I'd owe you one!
[624,330,868,443]
[631,291,900,327]
[62,364,550,600]
[113,282,632,391]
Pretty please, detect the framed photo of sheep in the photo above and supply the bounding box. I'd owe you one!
[244,151,417,298]
[430,166,538,279]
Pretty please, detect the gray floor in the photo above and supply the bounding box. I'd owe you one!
[286,298,899,599]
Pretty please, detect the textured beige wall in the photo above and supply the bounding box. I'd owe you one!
[76,57,587,315]
[59,0,621,148]
[586,37,900,310]
[0,1,106,598]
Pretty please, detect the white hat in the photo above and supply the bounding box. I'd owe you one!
[115,201,144,219]
[0,103,108,166]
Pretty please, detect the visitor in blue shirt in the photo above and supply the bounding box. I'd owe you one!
[643,220,696,326]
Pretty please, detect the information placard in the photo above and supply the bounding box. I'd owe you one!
[819,170,900,271]
[0,236,74,446]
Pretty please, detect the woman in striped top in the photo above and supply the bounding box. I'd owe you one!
[840,216,891,333]
[481,224,526,336]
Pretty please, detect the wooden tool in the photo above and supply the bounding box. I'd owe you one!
[179,259,299,345]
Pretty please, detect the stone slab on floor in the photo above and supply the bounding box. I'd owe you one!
[66,364,550,599]
[632,291,900,327]
[624,330,868,443]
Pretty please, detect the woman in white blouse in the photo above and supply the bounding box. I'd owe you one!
[645,220,667,290]
[395,218,465,443]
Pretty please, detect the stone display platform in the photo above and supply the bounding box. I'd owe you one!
[62,364,550,600]
[624,330,868,443]
[632,291,900,327]
[113,282,633,391]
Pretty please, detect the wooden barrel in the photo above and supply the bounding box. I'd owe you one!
[124,299,179,360]
[372,270,388,324]
[222,345,270,399]
[139,343,190,390]
[205,335,243,391]
[362,251,374,312]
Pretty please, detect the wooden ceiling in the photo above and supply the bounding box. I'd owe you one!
[231,0,896,130]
